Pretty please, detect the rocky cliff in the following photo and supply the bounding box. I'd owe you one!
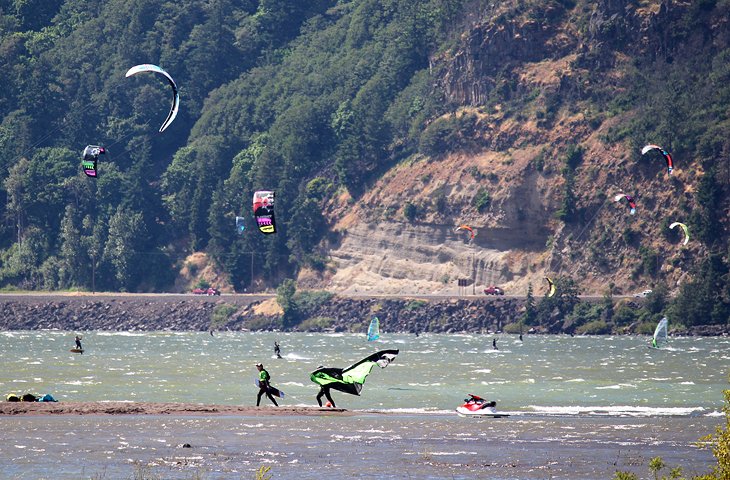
[308,0,729,299]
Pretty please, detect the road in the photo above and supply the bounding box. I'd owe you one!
[0,292,639,302]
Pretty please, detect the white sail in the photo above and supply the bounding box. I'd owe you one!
[651,317,669,348]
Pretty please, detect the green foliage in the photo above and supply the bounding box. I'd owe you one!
[210,303,237,330]
[537,276,581,318]
[522,282,538,326]
[418,113,478,158]
[405,299,428,311]
[612,472,638,480]
[670,252,730,326]
[403,201,419,222]
[575,319,610,335]
[256,465,273,480]
[471,188,491,213]
[297,316,335,332]
[293,290,334,318]
[556,172,576,223]
[276,279,298,329]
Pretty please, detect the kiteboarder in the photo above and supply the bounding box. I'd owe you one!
[274,341,282,359]
[316,385,336,408]
[255,363,278,407]
[492,338,498,350]
[75,335,83,352]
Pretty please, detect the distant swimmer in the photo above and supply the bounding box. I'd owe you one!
[492,338,498,350]
[255,363,278,407]
[274,341,282,359]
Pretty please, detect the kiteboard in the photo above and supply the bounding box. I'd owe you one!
[69,348,84,354]
[254,379,285,398]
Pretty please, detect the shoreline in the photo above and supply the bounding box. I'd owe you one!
[0,401,351,417]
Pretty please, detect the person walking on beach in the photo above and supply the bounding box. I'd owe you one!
[255,363,278,407]
[316,385,336,408]
[274,341,282,359]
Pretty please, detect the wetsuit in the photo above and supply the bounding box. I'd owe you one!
[316,386,336,408]
[257,369,278,407]
[274,343,282,358]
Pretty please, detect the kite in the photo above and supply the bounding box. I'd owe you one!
[641,144,673,174]
[544,276,556,298]
[669,222,689,245]
[613,193,636,215]
[235,216,245,235]
[310,349,399,396]
[455,224,476,240]
[253,190,276,234]
[82,145,105,178]
[125,64,179,133]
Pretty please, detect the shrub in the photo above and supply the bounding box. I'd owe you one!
[405,299,427,311]
[575,319,611,335]
[210,304,237,330]
[403,202,419,221]
[297,317,335,331]
[472,188,491,213]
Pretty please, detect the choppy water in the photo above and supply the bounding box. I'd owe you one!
[0,331,727,479]
[1,331,727,415]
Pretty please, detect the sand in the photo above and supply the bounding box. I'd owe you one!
[0,401,351,416]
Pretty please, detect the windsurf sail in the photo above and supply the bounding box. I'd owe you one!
[651,317,669,348]
[310,349,399,396]
[367,317,380,341]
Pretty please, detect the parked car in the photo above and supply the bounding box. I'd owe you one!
[633,289,653,298]
[483,286,504,295]
[192,287,221,296]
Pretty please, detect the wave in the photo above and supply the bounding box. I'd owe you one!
[526,405,705,417]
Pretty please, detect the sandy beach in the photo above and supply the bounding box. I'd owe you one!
[0,401,350,417]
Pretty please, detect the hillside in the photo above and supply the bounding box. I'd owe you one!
[308,0,730,301]
[0,0,728,328]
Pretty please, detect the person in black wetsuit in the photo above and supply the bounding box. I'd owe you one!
[75,335,83,353]
[492,338,498,350]
[316,385,336,408]
[255,363,278,407]
[274,341,282,359]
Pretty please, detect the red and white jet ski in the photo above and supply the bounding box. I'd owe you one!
[456,394,509,417]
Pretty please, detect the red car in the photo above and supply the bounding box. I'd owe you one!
[483,286,504,295]
[192,287,221,296]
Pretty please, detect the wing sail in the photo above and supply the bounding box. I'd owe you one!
[310,349,399,396]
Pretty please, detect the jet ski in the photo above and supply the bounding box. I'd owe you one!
[456,394,509,417]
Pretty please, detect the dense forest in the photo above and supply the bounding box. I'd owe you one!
[0,0,728,329]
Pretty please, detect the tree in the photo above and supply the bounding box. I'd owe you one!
[276,278,299,329]
[59,205,86,288]
[103,207,146,291]
[522,282,538,326]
